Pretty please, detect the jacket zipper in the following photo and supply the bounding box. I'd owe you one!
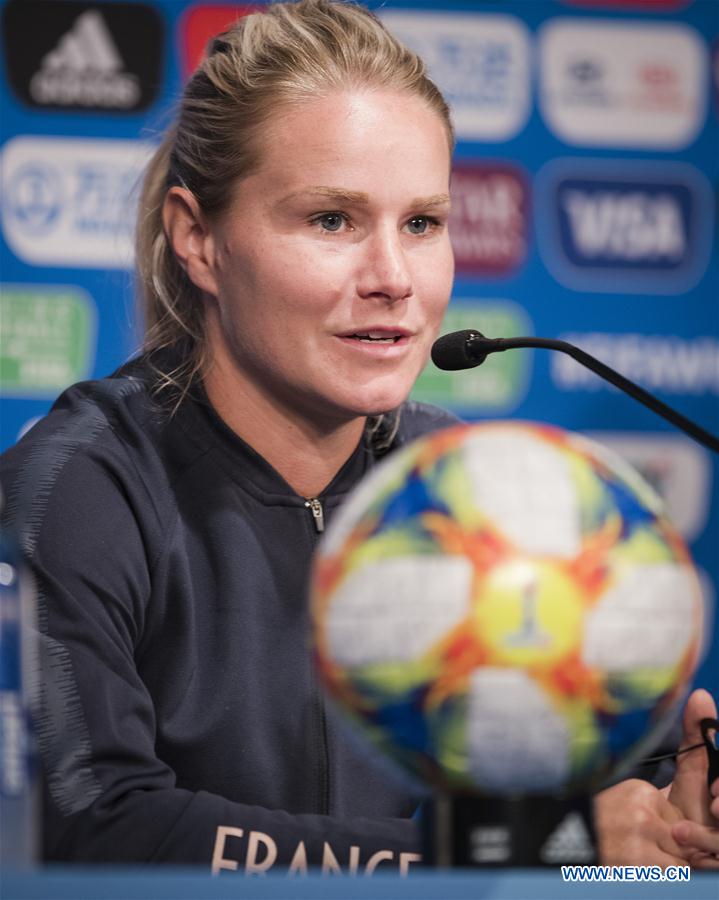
[304,498,324,533]
[304,496,329,813]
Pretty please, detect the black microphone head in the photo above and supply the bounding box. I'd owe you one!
[431,330,487,370]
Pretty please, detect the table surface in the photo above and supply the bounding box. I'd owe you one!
[2,868,719,900]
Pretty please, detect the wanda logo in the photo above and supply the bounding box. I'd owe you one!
[449,163,529,276]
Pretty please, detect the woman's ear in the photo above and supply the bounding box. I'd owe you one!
[162,187,219,297]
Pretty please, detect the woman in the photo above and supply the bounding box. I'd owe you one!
[1,0,716,870]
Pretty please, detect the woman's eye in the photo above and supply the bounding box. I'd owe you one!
[314,212,346,232]
[406,216,431,235]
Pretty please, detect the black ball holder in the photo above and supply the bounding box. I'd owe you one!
[422,791,598,867]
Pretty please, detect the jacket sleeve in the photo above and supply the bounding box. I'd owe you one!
[2,441,420,873]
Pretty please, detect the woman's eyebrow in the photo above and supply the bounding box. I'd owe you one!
[412,193,450,208]
[281,187,370,204]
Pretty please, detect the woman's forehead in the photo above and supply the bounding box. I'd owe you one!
[246,89,452,192]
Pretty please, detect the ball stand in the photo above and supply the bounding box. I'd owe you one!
[422,792,598,867]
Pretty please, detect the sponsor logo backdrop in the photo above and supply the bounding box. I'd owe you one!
[1,0,717,694]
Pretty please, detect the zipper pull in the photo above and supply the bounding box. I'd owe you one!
[305,498,325,533]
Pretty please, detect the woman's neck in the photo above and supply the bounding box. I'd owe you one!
[202,350,367,499]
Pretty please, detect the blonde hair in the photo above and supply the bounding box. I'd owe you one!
[135,0,453,422]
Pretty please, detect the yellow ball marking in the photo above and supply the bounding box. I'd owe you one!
[473,559,584,668]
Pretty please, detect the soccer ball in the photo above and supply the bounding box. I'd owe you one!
[310,422,703,795]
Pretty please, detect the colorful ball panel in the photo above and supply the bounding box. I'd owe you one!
[311,422,703,794]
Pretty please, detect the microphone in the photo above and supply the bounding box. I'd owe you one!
[431,330,719,454]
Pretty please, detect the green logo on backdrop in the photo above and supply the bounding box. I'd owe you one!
[411,300,532,414]
[0,286,95,395]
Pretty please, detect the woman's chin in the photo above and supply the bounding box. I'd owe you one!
[346,386,415,418]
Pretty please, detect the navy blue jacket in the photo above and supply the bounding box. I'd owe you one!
[0,355,457,871]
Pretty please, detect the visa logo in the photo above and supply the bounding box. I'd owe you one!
[536,160,712,294]
[557,179,692,270]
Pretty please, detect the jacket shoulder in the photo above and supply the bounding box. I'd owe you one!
[0,369,169,552]
[395,401,461,446]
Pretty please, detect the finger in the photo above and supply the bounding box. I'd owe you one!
[649,846,695,868]
[603,831,691,868]
[672,820,719,857]
[669,690,718,823]
[655,832,693,864]
[651,813,695,862]
[678,689,717,752]
[686,851,719,871]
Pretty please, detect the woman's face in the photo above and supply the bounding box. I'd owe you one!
[205,89,454,425]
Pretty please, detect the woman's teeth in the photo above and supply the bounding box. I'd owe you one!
[352,333,400,343]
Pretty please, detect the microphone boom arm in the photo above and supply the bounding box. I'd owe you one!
[457,332,719,454]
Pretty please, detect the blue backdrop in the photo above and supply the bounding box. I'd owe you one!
[1,0,717,696]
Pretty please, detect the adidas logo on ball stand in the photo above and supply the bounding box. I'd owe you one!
[422,792,597,867]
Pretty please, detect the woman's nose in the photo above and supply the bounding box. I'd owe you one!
[356,225,412,303]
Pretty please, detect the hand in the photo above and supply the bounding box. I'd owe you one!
[595,777,688,867]
[667,689,719,869]
[594,689,719,868]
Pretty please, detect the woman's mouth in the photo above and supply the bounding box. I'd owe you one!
[349,332,402,344]
[335,330,413,359]
[338,327,412,344]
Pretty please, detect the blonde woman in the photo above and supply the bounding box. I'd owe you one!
[1,0,716,870]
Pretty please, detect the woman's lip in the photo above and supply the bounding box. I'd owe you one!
[335,333,413,355]
[335,328,413,339]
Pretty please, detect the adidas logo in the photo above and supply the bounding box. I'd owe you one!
[29,10,139,108]
[539,811,595,864]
